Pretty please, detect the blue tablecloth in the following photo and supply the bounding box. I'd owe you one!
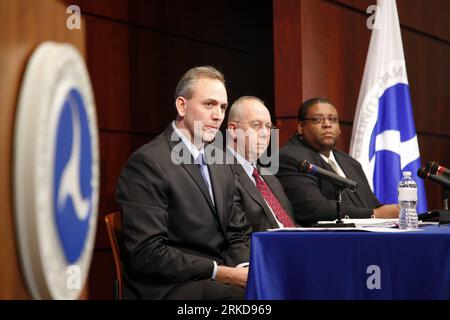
[245,225,450,300]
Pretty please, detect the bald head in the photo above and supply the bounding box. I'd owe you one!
[228,96,267,123]
[227,96,272,163]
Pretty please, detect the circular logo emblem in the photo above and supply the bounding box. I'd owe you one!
[14,42,99,299]
[54,88,94,264]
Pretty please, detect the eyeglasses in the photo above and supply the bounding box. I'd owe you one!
[235,121,277,131]
[302,116,339,124]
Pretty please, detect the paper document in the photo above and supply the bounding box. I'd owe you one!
[268,226,423,233]
[267,218,436,232]
[316,218,399,228]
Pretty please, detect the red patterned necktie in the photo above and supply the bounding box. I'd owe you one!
[252,167,295,227]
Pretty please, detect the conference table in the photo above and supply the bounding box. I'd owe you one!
[245,225,450,300]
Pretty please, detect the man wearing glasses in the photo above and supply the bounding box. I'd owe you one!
[277,97,399,226]
[226,96,296,231]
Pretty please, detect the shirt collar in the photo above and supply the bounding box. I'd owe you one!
[172,121,204,160]
[227,146,255,179]
[319,150,337,164]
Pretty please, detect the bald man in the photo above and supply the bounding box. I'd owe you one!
[227,96,296,231]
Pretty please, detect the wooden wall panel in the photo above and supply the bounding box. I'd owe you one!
[84,16,131,132]
[273,0,303,118]
[333,0,372,12]
[96,132,153,250]
[71,0,130,22]
[336,123,354,154]
[85,16,265,135]
[301,0,371,122]
[87,250,117,300]
[166,39,259,105]
[129,28,172,135]
[403,30,450,136]
[275,118,298,147]
[396,0,450,42]
[74,0,267,53]
[335,0,450,42]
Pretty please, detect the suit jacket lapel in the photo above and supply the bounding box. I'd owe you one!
[317,154,337,174]
[183,163,217,212]
[164,125,217,213]
[334,151,366,207]
[233,164,279,228]
[207,163,226,227]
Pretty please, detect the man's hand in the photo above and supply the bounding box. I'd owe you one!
[215,265,248,288]
[373,204,400,218]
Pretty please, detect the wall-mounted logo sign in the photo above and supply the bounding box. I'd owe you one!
[14,42,99,299]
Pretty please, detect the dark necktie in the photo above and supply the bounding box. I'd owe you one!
[252,167,295,227]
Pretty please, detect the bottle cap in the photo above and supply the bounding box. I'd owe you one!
[403,171,412,176]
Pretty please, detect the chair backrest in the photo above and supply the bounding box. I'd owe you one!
[104,212,123,300]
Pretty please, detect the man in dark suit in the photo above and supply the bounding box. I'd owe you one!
[116,66,251,299]
[277,97,399,226]
[226,96,296,231]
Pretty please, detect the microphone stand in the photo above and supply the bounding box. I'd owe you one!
[335,189,344,224]
[444,189,449,211]
[312,188,356,228]
[439,189,450,225]
[419,188,450,225]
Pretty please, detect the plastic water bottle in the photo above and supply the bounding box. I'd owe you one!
[398,171,418,229]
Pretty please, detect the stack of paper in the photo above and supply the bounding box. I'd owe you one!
[316,218,399,228]
[268,218,426,232]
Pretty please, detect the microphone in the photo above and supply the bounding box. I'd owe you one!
[297,160,358,192]
[425,161,450,178]
[417,167,450,189]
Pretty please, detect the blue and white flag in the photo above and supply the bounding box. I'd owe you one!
[349,0,427,212]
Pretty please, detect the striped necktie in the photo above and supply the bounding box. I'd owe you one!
[252,167,295,227]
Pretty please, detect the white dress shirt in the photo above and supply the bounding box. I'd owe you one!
[227,146,284,228]
[173,123,247,279]
[320,151,347,178]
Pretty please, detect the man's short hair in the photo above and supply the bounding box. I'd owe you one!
[174,66,225,102]
[297,97,332,121]
[228,96,265,122]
